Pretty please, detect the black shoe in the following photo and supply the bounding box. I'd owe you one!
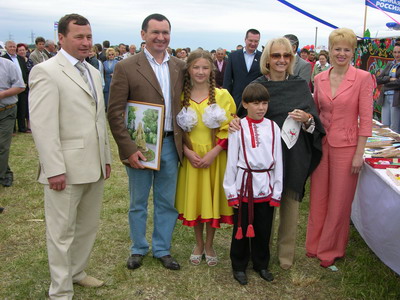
[233,271,247,285]
[157,255,180,270]
[0,207,4,214]
[0,177,12,187]
[127,254,144,270]
[258,269,274,282]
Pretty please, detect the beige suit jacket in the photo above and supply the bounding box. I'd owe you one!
[108,51,185,163]
[30,49,50,65]
[29,51,112,185]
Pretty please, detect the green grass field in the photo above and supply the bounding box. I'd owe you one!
[1,131,399,299]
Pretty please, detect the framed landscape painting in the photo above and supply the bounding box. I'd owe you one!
[125,101,165,170]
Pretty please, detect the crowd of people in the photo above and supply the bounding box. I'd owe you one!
[0,27,333,138]
[0,11,377,299]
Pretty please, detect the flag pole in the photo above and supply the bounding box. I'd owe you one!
[363,4,368,37]
[315,27,318,50]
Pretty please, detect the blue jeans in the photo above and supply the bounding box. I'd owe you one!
[381,94,400,133]
[126,135,179,257]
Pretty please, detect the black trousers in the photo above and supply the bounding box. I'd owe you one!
[16,90,29,132]
[230,202,274,271]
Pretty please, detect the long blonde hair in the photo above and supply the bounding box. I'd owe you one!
[182,49,218,148]
[182,49,216,108]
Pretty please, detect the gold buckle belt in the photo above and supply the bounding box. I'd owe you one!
[0,103,16,112]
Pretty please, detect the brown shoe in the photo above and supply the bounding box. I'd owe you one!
[75,276,104,288]
[157,255,180,270]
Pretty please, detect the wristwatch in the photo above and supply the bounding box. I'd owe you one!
[305,114,313,126]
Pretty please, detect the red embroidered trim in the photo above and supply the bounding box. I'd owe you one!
[178,214,234,228]
[245,116,263,124]
[270,198,281,207]
[254,123,260,147]
[246,118,256,148]
[240,193,273,203]
[228,199,239,206]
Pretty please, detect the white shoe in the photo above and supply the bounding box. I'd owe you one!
[189,247,204,266]
[75,276,104,288]
[205,249,218,267]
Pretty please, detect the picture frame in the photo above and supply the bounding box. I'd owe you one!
[125,101,165,170]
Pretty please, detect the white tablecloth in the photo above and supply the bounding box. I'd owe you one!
[351,163,400,275]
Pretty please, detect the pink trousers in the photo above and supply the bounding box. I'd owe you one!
[306,142,359,263]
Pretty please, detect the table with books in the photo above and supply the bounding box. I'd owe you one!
[351,121,400,275]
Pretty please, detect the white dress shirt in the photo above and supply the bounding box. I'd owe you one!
[144,48,173,132]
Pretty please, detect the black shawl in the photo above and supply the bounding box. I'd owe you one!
[237,75,325,200]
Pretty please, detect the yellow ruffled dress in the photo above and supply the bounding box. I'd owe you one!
[175,88,236,228]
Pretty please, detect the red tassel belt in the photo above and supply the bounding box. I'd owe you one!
[235,167,271,240]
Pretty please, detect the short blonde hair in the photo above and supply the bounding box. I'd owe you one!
[260,38,295,76]
[105,47,115,57]
[328,28,357,52]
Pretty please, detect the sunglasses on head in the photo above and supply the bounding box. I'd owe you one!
[270,53,291,59]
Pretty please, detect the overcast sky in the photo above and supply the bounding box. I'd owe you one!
[1,0,400,51]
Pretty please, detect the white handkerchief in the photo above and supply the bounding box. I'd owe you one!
[281,116,301,149]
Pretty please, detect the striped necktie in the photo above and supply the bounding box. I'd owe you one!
[75,61,97,101]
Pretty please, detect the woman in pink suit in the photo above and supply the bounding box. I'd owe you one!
[305,28,374,268]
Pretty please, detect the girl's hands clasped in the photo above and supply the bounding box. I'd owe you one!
[184,145,201,168]
[183,144,222,168]
[198,146,222,168]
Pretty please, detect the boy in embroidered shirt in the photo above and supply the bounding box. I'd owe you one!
[223,83,283,285]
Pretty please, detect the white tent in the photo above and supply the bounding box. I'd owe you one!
[369,30,400,39]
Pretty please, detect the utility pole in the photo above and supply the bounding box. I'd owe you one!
[30,31,35,45]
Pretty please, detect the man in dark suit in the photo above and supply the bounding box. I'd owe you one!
[2,40,29,133]
[214,47,227,88]
[223,29,262,107]
[108,13,185,272]
[284,34,311,84]
[99,40,110,62]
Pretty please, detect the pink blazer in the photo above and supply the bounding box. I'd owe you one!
[313,65,374,147]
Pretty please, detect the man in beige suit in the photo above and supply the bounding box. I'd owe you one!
[30,36,50,65]
[29,14,111,300]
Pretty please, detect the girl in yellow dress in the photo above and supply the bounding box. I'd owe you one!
[175,50,236,266]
